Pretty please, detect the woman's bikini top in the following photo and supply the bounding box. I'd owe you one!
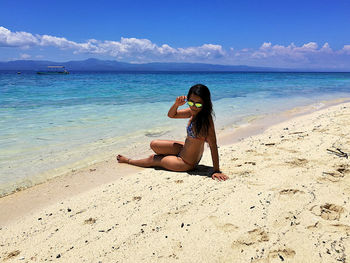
[187,121,206,141]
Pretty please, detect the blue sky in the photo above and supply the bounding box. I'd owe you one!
[1,0,350,69]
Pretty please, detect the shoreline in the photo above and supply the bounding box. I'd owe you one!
[1,99,350,261]
[218,96,350,146]
[0,97,349,226]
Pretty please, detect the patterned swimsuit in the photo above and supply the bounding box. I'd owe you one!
[186,121,205,141]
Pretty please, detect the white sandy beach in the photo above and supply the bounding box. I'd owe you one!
[1,101,350,262]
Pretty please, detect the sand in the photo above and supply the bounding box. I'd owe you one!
[1,101,350,262]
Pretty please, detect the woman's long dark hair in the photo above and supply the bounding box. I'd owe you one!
[187,84,214,138]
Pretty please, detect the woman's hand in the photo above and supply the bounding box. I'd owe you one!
[175,96,187,106]
[211,172,229,181]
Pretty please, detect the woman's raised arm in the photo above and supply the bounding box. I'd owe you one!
[168,96,192,118]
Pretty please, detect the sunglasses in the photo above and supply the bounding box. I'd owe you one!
[187,100,203,108]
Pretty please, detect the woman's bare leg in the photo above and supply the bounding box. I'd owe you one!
[150,140,184,155]
[116,154,193,172]
[117,154,156,168]
[116,139,190,171]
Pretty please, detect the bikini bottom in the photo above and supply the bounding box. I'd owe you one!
[177,153,202,167]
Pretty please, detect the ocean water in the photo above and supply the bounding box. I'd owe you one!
[1,71,350,196]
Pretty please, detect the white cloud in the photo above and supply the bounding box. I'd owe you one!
[298,42,318,51]
[0,26,39,47]
[20,53,31,59]
[230,41,350,69]
[0,26,225,62]
[1,26,350,68]
[40,35,79,49]
[74,38,225,62]
[177,44,225,59]
[320,42,332,53]
[342,45,350,54]
[260,42,272,49]
[249,41,337,62]
[322,42,330,49]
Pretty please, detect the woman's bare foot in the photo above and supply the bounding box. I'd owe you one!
[116,154,130,164]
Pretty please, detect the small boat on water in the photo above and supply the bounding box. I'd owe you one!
[37,66,69,75]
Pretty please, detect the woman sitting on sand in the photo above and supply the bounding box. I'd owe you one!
[117,84,228,181]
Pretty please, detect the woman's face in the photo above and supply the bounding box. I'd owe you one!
[187,94,203,115]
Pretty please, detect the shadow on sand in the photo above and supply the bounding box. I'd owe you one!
[154,164,212,178]
[186,164,212,177]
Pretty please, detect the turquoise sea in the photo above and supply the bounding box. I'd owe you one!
[1,71,350,196]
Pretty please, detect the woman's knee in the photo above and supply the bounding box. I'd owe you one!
[150,140,160,151]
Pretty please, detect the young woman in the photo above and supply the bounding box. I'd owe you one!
[117,84,228,181]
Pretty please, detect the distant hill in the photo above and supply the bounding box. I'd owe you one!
[0,58,286,72]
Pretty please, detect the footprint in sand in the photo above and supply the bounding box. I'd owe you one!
[133,196,142,201]
[321,164,349,182]
[84,218,97,224]
[335,164,350,175]
[4,250,21,260]
[310,203,345,220]
[320,172,345,182]
[277,189,307,206]
[328,224,350,234]
[279,189,305,195]
[231,228,269,247]
[277,147,299,154]
[307,222,350,235]
[208,216,238,232]
[268,248,296,261]
[285,158,308,167]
